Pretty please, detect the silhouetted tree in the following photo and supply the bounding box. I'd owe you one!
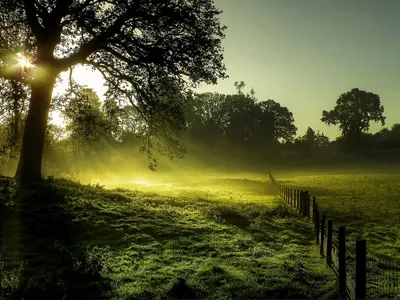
[256,99,297,143]
[186,92,228,142]
[321,88,385,151]
[234,81,246,95]
[0,0,227,186]
[314,131,330,147]
[249,87,256,101]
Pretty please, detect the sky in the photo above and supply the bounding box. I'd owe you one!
[54,0,400,139]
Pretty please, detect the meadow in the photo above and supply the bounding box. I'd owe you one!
[0,174,337,299]
[273,169,400,263]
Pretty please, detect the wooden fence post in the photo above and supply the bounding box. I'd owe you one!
[306,192,310,219]
[290,189,293,206]
[293,189,296,207]
[338,226,346,299]
[355,240,367,300]
[320,215,326,256]
[312,196,316,222]
[303,191,308,217]
[286,187,288,203]
[305,191,309,217]
[315,207,320,245]
[299,191,303,215]
[326,219,333,266]
[297,190,300,210]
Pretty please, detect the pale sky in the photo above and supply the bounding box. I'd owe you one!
[53,0,400,139]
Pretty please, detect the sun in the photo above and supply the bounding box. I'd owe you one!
[18,56,33,68]
[16,53,33,68]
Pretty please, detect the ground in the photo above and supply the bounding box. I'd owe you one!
[272,168,400,299]
[273,170,400,262]
[0,174,337,299]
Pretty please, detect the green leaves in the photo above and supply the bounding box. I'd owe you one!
[321,88,385,137]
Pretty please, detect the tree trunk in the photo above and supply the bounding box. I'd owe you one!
[15,74,57,187]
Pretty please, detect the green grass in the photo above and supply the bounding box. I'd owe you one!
[0,175,337,299]
[273,170,400,300]
[274,171,400,262]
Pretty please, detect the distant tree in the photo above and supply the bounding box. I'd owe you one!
[0,0,227,186]
[234,81,246,95]
[224,94,259,143]
[373,123,400,151]
[186,92,227,141]
[304,127,316,146]
[321,88,385,144]
[255,99,297,143]
[314,131,330,147]
[0,79,29,157]
[249,87,256,101]
[390,123,400,139]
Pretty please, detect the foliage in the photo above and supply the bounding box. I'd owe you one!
[321,88,385,139]
[0,0,228,181]
[294,127,330,154]
[186,88,297,150]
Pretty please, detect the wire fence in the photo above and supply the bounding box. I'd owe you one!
[268,172,400,300]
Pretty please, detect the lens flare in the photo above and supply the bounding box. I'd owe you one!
[18,56,33,68]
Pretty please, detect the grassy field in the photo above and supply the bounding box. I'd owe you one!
[273,170,400,263]
[0,174,337,299]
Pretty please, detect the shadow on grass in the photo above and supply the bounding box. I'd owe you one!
[0,177,336,300]
[0,180,113,300]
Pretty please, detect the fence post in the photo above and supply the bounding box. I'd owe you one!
[288,188,290,204]
[338,226,346,299]
[312,196,316,222]
[320,215,326,256]
[290,189,293,206]
[306,192,310,219]
[326,219,333,266]
[299,191,303,215]
[355,240,367,300]
[286,187,288,203]
[315,207,320,245]
[303,191,308,217]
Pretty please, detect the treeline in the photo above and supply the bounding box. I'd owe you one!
[0,78,398,177]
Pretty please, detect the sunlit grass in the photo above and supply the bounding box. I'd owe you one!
[274,171,400,262]
[0,175,337,299]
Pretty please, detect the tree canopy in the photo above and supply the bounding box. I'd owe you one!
[0,0,228,185]
[321,88,385,139]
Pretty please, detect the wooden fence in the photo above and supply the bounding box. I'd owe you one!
[268,173,400,300]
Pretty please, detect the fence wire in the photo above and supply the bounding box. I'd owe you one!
[269,174,400,300]
[366,254,400,299]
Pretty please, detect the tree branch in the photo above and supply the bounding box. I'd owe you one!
[22,0,44,38]
[55,4,139,72]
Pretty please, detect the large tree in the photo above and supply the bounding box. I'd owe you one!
[255,99,297,143]
[0,0,227,186]
[321,88,385,141]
